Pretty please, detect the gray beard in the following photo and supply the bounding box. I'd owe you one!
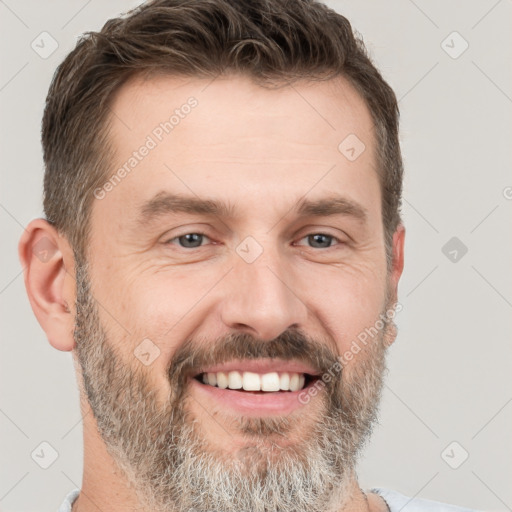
[73,262,389,512]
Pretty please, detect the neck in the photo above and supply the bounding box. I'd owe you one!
[323,479,390,512]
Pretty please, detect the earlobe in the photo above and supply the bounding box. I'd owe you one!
[18,219,76,352]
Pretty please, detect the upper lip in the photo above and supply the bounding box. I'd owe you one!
[192,359,322,377]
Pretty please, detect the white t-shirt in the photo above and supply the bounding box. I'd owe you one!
[58,487,479,511]
[371,488,479,511]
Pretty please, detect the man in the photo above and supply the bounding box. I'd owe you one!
[18,0,477,511]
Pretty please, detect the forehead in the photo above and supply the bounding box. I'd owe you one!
[111,73,374,150]
[94,73,379,230]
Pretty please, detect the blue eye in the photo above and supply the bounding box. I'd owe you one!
[165,232,342,250]
[298,233,340,249]
[168,233,210,248]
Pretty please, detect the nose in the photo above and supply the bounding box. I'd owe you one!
[219,252,308,341]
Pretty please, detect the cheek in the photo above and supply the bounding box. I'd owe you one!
[101,270,214,368]
[94,260,209,331]
[304,272,388,365]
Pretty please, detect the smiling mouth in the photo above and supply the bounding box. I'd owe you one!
[189,360,325,416]
[194,370,319,393]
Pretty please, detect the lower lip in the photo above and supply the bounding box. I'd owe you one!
[189,377,320,416]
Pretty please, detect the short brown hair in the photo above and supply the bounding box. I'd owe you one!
[42,0,403,265]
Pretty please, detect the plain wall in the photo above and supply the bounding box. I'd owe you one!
[1,1,511,510]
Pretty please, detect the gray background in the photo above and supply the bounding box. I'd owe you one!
[1,1,511,511]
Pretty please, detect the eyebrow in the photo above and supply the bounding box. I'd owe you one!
[295,196,367,223]
[137,192,368,225]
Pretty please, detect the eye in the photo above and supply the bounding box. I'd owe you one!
[166,232,211,249]
[295,233,342,249]
[164,231,343,250]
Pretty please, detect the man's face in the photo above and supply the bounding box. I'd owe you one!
[74,74,401,511]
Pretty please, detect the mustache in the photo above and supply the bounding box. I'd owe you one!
[168,327,341,392]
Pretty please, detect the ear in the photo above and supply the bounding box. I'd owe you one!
[387,223,405,305]
[382,224,405,348]
[18,219,76,351]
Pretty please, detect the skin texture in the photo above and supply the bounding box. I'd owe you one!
[19,74,405,511]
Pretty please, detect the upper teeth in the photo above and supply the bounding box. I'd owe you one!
[201,371,306,392]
